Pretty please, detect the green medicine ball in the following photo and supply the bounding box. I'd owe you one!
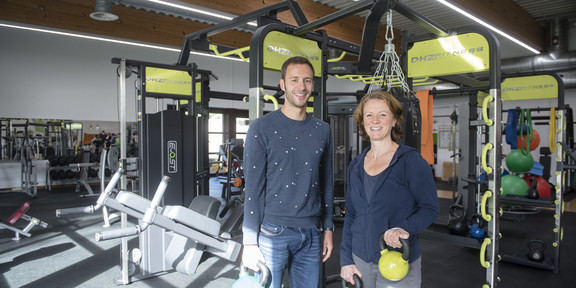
[502,174,529,197]
[506,149,534,173]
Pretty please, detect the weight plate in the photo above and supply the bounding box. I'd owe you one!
[107,146,120,171]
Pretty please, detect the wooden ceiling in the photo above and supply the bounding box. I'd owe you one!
[0,0,545,57]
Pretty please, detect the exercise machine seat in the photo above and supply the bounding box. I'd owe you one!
[219,200,244,240]
[8,202,31,225]
[188,195,221,219]
[115,191,153,214]
[165,195,223,275]
[162,206,222,238]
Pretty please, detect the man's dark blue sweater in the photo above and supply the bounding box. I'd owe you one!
[242,109,334,245]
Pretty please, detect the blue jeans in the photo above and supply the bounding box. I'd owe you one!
[258,222,323,288]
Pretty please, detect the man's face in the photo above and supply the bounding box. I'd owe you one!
[280,63,314,109]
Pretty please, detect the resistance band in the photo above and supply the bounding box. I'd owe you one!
[519,109,533,155]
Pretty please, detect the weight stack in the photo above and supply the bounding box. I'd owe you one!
[144,110,196,207]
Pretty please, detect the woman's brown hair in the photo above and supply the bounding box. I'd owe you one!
[353,90,404,142]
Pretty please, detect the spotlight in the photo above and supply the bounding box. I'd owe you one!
[90,0,119,21]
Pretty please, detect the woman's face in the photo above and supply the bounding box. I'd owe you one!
[363,98,396,142]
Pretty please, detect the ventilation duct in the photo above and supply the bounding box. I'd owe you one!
[90,0,119,21]
[501,18,574,74]
[499,18,576,89]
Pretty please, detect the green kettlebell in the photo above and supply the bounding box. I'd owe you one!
[378,234,410,281]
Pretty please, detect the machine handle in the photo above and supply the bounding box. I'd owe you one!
[56,205,95,217]
[141,176,170,230]
[95,167,124,207]
[481,190,493,222]
[482,95,493,126]
[105,167,124,194]
[149,175,170,208]
[481,143,493,174]
[480,238,492,268]
[263,94,279,111]
[95,226,140,242]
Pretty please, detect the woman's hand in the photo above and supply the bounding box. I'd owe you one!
[384,228,410,248]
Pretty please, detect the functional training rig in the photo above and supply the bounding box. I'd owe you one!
[173,0,505,287]
[422,72,567,275]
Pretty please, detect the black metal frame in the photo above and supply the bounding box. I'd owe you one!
[402,25,502,287]
[111,58,212,205]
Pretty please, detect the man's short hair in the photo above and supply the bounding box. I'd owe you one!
[281,56,315,80]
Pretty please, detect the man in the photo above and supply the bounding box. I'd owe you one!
[242,56,335,288]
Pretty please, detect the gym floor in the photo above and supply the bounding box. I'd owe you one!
[1,179,575,288]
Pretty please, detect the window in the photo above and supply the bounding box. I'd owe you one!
[236,117,249,141]
[209,113,224,162]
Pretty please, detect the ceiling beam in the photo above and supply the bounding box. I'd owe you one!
[180,0,393,48]
[0,0,253,49]
[448,0,545,53]
[0,0,398,56]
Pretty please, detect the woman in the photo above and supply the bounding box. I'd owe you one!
[340,91,439,288]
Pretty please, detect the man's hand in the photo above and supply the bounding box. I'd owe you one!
[242,244,266,271]
[322,230,334,262]
[340,264,362,285]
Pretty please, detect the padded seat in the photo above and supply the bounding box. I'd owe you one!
[8,202,31,225]
[163,205,221,238]
[116,191,152,214]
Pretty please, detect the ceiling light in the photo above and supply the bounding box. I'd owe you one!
[0,22,245,62]
[436,0,540,55]
[91,0,119,21]
[147,0,257,26]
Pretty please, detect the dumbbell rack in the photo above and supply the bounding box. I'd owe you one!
[45,154,110,193]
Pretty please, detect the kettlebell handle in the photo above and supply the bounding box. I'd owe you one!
[341,274,362,288]
[240,262,270,287]
[527,239,546,250]
[378,234,410,262]
[470,214,485,229]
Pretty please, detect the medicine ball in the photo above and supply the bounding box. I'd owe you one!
[522,174,552,198]
[506,149,534,173]
[502,174,529,197]
[517,129,540,151]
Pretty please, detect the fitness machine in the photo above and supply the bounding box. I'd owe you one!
[57,57,218,285]
[1,201,48,241]
[57,168,242,284]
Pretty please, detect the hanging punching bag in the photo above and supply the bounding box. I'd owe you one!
[389,87,421,150]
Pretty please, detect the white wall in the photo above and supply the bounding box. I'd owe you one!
[0,24,364,122]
